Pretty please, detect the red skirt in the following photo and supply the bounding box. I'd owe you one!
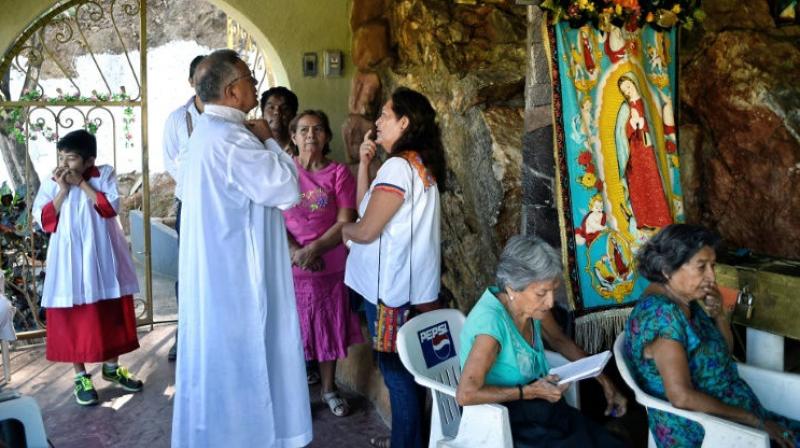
[45,295,140,363]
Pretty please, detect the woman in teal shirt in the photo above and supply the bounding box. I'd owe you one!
[456,235,627,447]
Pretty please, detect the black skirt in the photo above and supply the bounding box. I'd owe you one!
[504,398,625,448]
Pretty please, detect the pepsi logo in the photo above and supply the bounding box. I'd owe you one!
[418,321,455,368]
[430,331,452,360]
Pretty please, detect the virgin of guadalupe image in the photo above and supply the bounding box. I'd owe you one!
[614,74,672,231]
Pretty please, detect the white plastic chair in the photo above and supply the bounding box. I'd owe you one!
[397,309,579,448]
[0,394,48,448]
[614,331,800,447]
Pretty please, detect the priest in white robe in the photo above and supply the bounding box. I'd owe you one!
[171,49,312,448]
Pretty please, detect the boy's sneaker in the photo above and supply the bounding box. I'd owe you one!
[74,374,99,406]
[102,366,143,392]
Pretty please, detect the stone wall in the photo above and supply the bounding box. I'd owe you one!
[345,0,528,312]
[520,0,800,265]
[679,0,800,259]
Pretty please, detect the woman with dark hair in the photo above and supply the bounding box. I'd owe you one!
[282,110,364,417]
[624,224,799,447]
[343,87,446,448]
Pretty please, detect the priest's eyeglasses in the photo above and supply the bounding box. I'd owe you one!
[226,71,257,88]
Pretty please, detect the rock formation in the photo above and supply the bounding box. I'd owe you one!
[347,0,528,311]
[679,0,800,259]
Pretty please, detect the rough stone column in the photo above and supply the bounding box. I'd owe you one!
[521,5,560,248]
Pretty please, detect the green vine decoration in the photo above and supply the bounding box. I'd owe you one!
[1,89,136,147]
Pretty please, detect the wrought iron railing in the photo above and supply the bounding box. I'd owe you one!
[0,0,152,338]
[0,0,275,340]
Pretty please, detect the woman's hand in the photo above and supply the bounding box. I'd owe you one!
[525,375,569,403]
[702,284,725,319]
[304,258,325,272]
[600,381,628,417]
[359,129,377,166]
[764,420,794,448]
[292,245,324,271]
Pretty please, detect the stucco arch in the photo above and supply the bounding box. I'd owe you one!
[210,0,289,88]
[0,0,353,158]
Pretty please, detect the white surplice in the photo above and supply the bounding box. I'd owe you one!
[32,165,139,308]
[171,104,312,448]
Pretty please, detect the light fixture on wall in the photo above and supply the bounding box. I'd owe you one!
[303,52,317,77]
[323,50,343,77]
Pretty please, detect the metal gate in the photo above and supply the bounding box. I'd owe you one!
[0,0,273,339]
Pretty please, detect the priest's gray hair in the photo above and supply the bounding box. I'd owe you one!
[194,49,241,103]
[495,235,563,292]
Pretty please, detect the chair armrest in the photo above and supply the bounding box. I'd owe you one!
[414,375,458,397]
[737,362,800,421]
[443,403,513,448]
[638,393,769,447]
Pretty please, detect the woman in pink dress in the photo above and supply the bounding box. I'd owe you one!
[282,110,364,417]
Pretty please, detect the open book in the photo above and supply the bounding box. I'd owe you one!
[548,350,612,385]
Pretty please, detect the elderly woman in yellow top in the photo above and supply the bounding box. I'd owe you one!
[456,235,627,447]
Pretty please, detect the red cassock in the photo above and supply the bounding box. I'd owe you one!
[624,99,673,229]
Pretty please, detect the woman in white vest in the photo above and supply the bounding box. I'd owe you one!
[343,87,446,448]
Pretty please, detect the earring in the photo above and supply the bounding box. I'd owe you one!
[509,295,515,302]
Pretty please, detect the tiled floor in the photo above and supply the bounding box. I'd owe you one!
[4,323,388,448]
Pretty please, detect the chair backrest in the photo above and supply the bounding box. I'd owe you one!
[613,332,772,448]
[0,395,48,448]
[397,309,466,439]
[612,332,644,401]
[614,331,660,447]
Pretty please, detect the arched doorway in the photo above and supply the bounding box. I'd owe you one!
[0,0,280,338]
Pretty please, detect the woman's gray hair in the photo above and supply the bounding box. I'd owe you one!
[495,235,563,292]
[194,49,241,103]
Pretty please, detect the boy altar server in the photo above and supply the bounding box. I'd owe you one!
[33,129,143,406]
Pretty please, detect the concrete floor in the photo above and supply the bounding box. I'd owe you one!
[1,264,388,448]
[5,323,387,448]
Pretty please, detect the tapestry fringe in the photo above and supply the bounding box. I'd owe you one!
[574,307,633,354]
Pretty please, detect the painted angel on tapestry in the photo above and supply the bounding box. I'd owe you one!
[570,95,599,149]
[646,32,671,88]
[603,26,638,63]
[575,194,607,246]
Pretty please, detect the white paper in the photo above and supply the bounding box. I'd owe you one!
[548,350,612,385]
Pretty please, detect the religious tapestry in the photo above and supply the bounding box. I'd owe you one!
[545,22,684,352]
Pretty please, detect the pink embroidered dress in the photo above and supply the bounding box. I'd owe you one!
[282,158,364,361]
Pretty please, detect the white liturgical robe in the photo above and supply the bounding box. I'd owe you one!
[171,104,312,448]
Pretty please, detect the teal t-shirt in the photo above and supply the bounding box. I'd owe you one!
[459,287,550,387]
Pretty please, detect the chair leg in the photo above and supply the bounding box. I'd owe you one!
[1,340,10,384]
